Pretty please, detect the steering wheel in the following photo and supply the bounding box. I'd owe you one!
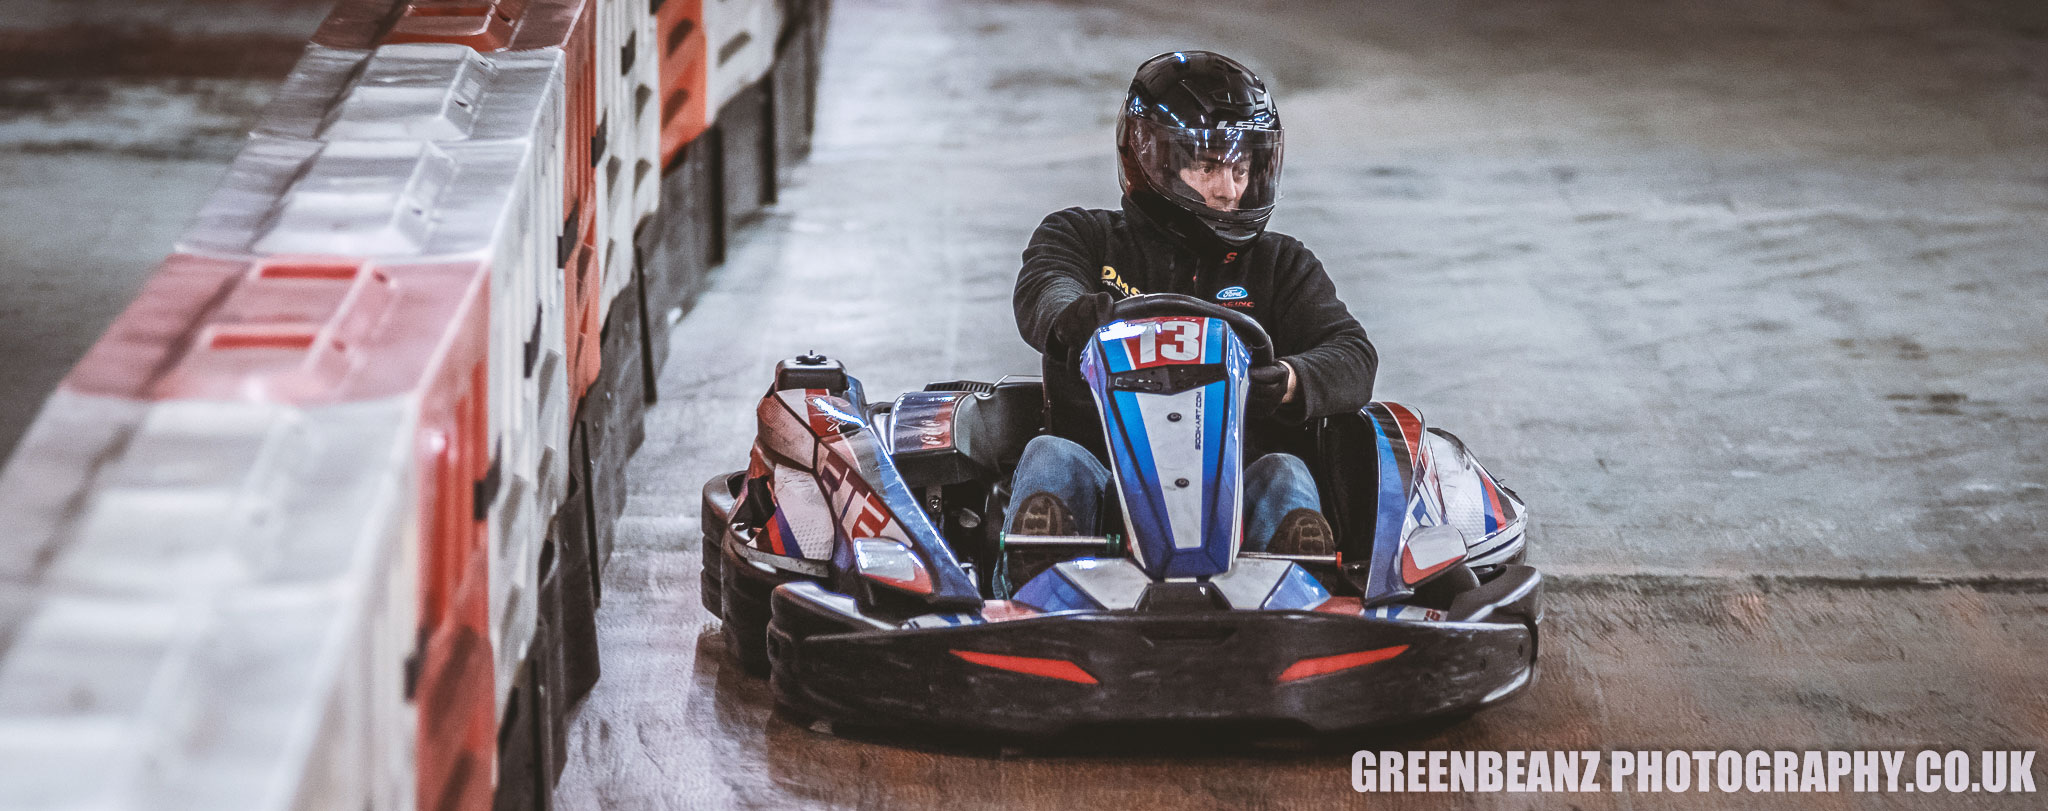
[1107,293,1275,366]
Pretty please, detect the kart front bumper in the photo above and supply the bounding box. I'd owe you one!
[766,567,1541,736]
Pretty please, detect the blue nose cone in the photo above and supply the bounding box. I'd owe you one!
[1080,317,1250,580]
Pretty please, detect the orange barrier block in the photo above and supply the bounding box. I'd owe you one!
[383,0,535,51]
[415,359,497,811]
[657,0,708,167]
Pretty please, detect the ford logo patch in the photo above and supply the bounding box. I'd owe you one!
[1216,286,1249,301]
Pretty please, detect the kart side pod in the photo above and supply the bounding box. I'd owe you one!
[1311,403,1520,605]
[747,355,982,617]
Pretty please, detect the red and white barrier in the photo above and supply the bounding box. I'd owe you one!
[0,0,822,808]
[178,35,573,806]
[0,253,492,809]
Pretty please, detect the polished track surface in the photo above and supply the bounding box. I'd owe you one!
[1,0,2042,808]
[557,1,2046,808]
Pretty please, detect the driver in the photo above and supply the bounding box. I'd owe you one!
[1010,50,1377,557]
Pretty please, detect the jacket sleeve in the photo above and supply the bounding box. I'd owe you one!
[1266,239,1377,422]
[1014,208,1102,353]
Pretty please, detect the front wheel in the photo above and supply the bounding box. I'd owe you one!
[699,472,746,615]
[720,551,774,675]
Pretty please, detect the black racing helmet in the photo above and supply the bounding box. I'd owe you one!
[1117,51,1284,246]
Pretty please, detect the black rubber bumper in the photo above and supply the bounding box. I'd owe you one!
[767,577,1540,736]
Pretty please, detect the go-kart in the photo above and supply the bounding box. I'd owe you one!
[699,294,1539,736]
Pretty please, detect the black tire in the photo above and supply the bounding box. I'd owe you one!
[769,698,821,730]
[1411,563,1483,609]
[699,564,723,616]
[699,472,743,616]
[720,551,774,676]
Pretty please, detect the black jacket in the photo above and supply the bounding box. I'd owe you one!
[1015,199,1377,456]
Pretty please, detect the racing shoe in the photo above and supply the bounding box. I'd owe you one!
[1267,508,1335,556]
[1010,492,1078,537]
[1002,492,1082,598]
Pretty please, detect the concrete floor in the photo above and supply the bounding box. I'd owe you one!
[0,0,2042,808]
[557,0,2047,808]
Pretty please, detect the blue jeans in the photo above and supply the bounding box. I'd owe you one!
[1005,435,1321,553]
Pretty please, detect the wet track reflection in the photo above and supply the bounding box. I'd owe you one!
[555,0,2048,807]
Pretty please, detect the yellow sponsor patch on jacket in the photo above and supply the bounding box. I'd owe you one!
[1100,265,1141,298]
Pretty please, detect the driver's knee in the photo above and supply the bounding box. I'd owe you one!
[1245,452,1319,511]
[1242,452,1328,553]
[1016,435,1106,483]
[1007,435,1109,535]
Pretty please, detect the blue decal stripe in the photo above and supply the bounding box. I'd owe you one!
[1195,378,1232,576]
[1108,390,1173,575]
[1481,474,1501,535]
[1106,329,1133,374]
[1012,567,1103,613]
[857,422,981,601]
[1366,404,1417,498]
[1263,563,1333,610]
[1366,411,1410,601]
[768,507,796,556]
[1186,323,1248,576]
[1222,333,1247,562]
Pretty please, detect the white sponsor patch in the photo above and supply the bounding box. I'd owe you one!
[1131,387,1209,552]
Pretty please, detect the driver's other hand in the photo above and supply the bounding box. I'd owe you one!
[1051,292,1115,356]
[1247,362,1292,418]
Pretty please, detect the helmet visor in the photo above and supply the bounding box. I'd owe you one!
[1123,116,1283,218]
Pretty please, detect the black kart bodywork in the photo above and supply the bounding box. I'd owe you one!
[765,571,1539,736]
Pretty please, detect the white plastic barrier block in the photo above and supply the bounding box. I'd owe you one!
[625,0,662,247]
[593,0,663,321]
[257,44,564,143]
[0,398,419,811]
[184,139,558,262]
[0,394,151,589]
[181,74,566,706]
[242,45,577,696]
[303,3,612,391]
[705,0,784,112]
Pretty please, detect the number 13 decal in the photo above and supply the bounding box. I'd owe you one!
[1133,319,1205,366]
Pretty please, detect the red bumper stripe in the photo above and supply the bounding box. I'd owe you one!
[950,650,1099,684]
[1277,645,1410,683]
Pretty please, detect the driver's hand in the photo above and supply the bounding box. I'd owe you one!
[1248,360,1295,417]
[1050,292,1115,357]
